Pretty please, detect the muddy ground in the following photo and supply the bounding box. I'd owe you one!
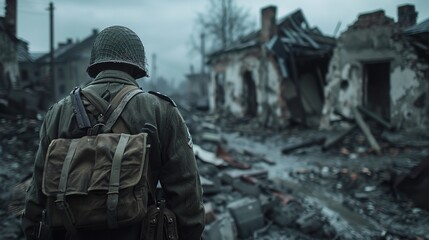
[1,108,428,240]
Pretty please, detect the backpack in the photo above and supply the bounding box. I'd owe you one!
[41,85,177,239]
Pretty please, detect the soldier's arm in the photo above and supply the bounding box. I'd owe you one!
[21,120,48,238]
[159,107,205,239]
[21,110,53,239]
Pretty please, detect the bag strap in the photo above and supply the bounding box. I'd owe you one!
[103,88,142,133]
[80,85,143,134]
[55,139,79,236]
[106,133,130,228]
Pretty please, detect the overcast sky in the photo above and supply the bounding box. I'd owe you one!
[4,0,429,83]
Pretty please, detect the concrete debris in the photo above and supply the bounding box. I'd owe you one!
[0,116,41,240]
[3,92,429,240]
[203,213,237,240]
[201,132,222,143]
[227,197,265,239]
[395,156,429,211]
[220,169,268,185]
[193,144,226,167]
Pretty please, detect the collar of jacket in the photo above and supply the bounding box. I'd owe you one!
[90,70,140,87]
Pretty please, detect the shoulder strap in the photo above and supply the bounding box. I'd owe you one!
[102,88,143,133]
[80,85,143,133]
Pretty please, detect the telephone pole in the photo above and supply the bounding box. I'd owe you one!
[48,2,55,101]
[200,32,205,74]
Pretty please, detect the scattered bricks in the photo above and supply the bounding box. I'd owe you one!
[202,213,237,240]
[216,144,251,169]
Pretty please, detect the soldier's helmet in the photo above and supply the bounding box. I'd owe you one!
[87,26,148,79]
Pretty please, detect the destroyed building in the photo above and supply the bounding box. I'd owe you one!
[207,6,335,128]
[186,66,210,110]
[320,4,429,130]
[0,0,39,115]
[0,0,19,91]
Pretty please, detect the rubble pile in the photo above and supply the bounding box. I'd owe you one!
[1,104,428,239]
[181,106,429,240]
[0,116,41,240]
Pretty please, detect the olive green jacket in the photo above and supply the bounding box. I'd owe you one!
[22,70,205,239]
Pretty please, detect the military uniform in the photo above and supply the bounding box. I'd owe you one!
[22,70,205,239]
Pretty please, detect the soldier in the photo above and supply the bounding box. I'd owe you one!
[22,25,205,239]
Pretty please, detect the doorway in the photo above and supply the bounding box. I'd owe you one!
[243,70,257,117]
[363,61,390,120]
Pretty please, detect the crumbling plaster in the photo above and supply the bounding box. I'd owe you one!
[209,51,282,118]
[0,32,18,89]
[321,26,429,129]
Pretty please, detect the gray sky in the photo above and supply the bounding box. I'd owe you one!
[5,0,429,83]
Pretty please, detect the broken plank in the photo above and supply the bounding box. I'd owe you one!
[357,106,394,130]
[281,137,326,154]
[322,125,357,151]
[216,144,251,169]
[352,107,381,155]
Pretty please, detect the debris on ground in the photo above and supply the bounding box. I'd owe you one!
[1,104,429,240]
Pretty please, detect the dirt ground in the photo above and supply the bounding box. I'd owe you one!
[1,108,428,240]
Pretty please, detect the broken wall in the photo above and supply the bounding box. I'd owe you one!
[0,31,18,90]
[320,24,429,129]
[209,50,282,122]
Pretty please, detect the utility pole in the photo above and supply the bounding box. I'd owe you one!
[48,2,55,101]
[200,32,205,74]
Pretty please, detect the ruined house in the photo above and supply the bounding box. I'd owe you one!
[35,30,98,101]
[186,67,209,110]
[207,6,335,127]
[0,0,19,92]
[0,0,39,115]
[320,4,429,130]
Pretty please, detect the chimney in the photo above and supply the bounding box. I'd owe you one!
[5,0,17,36]
[398,4,417,29]
[260,6,277,44]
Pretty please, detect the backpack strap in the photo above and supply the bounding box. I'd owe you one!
[80,85,143,134]
[55,139,79,236]
[106,133,130,228]
[102,88,143,133]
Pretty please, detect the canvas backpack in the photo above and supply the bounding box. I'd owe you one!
[41,85,155,236]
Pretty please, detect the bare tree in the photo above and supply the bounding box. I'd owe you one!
[194,0,254,52]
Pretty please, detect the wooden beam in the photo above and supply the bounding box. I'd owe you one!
[352,107,381,155]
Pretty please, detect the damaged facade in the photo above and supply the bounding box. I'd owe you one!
[207,6,335,127]
[0,0,19,91]
[320,4,429,130]
[0,0,39,115]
